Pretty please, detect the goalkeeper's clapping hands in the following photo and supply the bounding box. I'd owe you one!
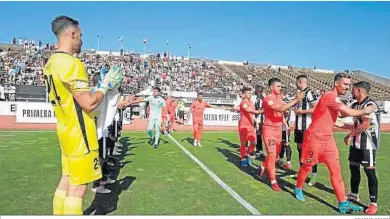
[97,66,124,94]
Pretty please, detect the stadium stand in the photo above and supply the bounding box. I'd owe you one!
[0,41,389,102]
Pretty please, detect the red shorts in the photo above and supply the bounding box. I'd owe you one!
[262,127,282,155]
[301,130,339,165]
[239,126,256,145]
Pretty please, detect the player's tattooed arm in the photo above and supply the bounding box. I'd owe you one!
[282,116,289,129]
[73,91,105,113]
[351,116,371,136]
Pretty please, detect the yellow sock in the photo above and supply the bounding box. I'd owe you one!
[53,189,67,215]
[63,196,83,215]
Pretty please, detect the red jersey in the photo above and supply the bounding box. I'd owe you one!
[239,99,255,128]
[308,91,343,139]
[169,100,177,113]
[165,98,172,111]
[262,94,283,129]
[191,100,210,122]
[162,107,168,120]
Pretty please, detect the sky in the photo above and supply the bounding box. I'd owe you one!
[0,1,389,78]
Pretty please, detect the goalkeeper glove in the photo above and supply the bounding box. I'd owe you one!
[96,66,124,94]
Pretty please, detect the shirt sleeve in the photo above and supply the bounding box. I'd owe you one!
[307,90,318,103]
[364,102,379,119]
[241,101,252,113]
[63,59,90,92]
[144,96,152,102]
[327,94,343,111]
[162,98,166,108]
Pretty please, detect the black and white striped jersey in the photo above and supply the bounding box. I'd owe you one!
[282,97,295,131]
[254,95,264,124]
[295,87,318,131]
[350,97,380,150]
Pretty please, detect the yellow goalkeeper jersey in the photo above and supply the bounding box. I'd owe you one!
[44,51,99,157]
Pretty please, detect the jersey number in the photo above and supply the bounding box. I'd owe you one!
[44,75,61,106]
[93,158,99,170]
[268,139,276,150]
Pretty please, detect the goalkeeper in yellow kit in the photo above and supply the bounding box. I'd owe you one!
[43,15,123,215]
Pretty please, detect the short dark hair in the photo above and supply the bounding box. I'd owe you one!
[197,92,204,96]
[255,85,263,94]
[153,87,161,92]
[51,15,79,37]
[242,87,252,93]
[296,75,308,81]
[268,77,281,87]
[92,72,100,86]
[334,73,351,82]
[353,81,371,93]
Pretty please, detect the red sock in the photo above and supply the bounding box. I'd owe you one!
[296,164,311,189]
[247,143,255,155]
[240,145,246,160]
[267,153,277,181]
[326,159,346,202]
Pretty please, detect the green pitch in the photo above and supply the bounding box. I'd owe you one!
[0,131,389,215]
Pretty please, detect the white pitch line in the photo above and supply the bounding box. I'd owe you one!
[167,134,261,215]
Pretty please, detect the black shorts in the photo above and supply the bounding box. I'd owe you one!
[178,111,185,120]
[98,137,115,158]
[255,123,262,136]
[348,147,376,167]
[294,130,304,144]
[282,130,290,143]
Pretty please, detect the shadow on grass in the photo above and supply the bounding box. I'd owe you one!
[216,146,340,213]
[218,138,336,196]
[84,137,137,215]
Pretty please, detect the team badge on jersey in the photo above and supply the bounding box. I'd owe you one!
[75,80,88,89]
[268,100,274,106]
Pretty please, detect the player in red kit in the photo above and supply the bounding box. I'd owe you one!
[293,73,376,214]
[186,92,228,147]
[237,87,263,167]
[259,78,304,191]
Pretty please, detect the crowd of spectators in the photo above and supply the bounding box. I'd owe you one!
[1,39,389,102]
[0,41,246,101]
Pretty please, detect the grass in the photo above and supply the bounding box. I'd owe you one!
[0,131,389,215]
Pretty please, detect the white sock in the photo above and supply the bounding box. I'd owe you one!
[271,180,277,184]
[371,203,377,206]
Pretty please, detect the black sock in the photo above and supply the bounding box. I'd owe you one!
[286,144,292,161]
[312,164,318,174]
[349,164,361,195]
[364,168,378,203]
[93,180,100,188]
[256,134,263,152]
[279,146,285,159]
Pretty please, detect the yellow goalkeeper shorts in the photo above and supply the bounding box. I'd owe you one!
[61,150,102,185]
